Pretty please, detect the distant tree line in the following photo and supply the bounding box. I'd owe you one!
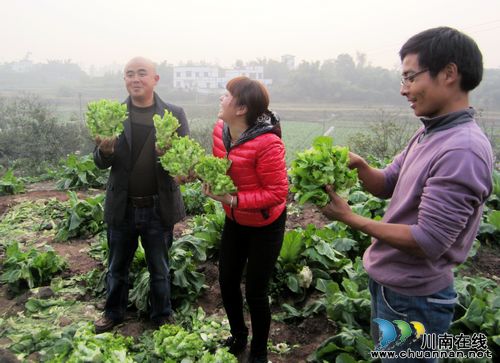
[0,60,87,88]
[252,54,401,104]
[0,55,499,109]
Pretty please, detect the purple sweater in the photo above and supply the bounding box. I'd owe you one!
[363,109,493,296]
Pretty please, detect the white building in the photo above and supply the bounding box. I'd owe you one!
[173,66,220,90]
[173,65,272,91]
[11,53,34,73]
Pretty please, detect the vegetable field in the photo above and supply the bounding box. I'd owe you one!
[0,153,499,362]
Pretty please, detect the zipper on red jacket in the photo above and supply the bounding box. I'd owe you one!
[225,147,238,223]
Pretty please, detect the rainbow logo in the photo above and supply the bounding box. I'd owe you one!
[373,318,426,350]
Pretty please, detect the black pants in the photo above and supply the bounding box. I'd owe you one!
[218,209,286,357]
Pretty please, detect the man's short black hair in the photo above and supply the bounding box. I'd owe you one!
[399,27,483,91]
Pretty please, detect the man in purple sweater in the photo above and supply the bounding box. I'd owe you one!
[321,27,493,362]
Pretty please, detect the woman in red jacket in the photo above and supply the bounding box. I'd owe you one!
[203,76,288,363]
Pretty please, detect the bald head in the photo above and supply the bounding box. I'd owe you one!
[124,57,159,107]
[124,57,157,75]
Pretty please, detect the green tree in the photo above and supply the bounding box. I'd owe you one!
[0,95,92,175]
[347,109,418,159]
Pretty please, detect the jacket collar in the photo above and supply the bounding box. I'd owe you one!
[222,112,281,151]
[418,107,474,142]
[123,92,167,147]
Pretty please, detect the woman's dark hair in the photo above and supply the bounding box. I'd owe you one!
[226,76,270,126]
[399,27,483,91]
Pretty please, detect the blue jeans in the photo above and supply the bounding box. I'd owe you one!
[104,200,173,323]
[369,278,457,363]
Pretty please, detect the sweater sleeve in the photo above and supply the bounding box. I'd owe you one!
[380,131,422,198]
[410,149,492,260]
[380,151,403,199]
[236,137,289,210]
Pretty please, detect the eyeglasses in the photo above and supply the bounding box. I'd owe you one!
[400,69,428,86]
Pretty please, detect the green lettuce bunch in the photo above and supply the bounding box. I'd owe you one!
[156,122,237,195]
[289,136,358,207]
[0,169,25,195]
[160,136,205,178]
[199,348,238,362]
[86,99,127,138]
[154,110,180,150]
[195,156,236,195]
[153,324,204,362]
[48,323,134,362]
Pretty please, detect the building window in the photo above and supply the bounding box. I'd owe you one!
[204,72,209,77]
[186,71,192,77]
[176,81,181,87]
[176,72,181,77]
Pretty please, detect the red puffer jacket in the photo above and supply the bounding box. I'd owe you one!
[212,119,288,227]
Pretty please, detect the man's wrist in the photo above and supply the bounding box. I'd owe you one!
[341,211,364,229]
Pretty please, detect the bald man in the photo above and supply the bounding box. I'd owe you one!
[93,57,189,333]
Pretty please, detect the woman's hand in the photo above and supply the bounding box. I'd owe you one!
[202,183,237,207]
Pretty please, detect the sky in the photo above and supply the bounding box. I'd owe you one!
[2,0,500,72]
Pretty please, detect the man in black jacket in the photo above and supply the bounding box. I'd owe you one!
[93,56,189,333]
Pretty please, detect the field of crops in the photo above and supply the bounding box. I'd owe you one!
[0,98,499,362]
[0,149,499,362]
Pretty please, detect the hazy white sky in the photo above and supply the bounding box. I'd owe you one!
[2,0,500,70]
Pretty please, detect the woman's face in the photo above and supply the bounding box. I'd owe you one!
[218,91,240,122]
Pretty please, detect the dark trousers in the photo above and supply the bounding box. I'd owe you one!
[218,210,286,357]
[105,202,173,323]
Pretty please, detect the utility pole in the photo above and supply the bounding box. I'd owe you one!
[79,92,83,123]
